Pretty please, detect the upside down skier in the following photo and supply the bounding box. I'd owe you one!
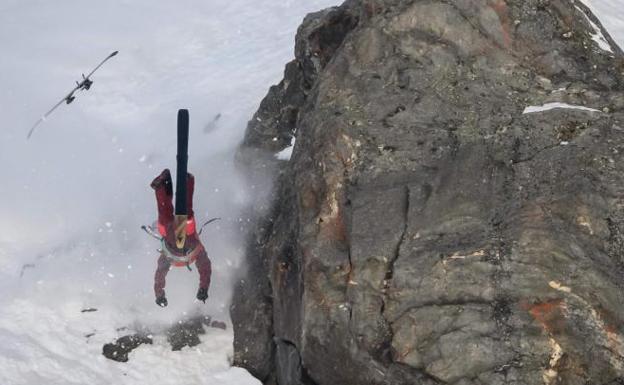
[150,168,211,307]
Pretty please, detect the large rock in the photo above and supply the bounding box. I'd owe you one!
[232,0,624,384]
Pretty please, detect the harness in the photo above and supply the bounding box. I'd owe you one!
[159,238,202,268]
[141,217,220,271]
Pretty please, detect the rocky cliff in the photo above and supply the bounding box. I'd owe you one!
[232,0,624,384]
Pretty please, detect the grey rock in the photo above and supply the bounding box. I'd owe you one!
[102,334,152,363]
[102,315,226,362]
[167,316,207,351]
[233,0,624,384]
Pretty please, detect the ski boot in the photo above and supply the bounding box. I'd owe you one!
[150,168,173,196]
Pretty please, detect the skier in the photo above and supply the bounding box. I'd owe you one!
[150,168,211,307]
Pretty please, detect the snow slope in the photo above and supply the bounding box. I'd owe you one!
[0,1,338,384]
[0,1,622,385]
[581,0,624,52]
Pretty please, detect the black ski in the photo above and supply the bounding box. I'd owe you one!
[175,109,189,216]
[173,109,190,249]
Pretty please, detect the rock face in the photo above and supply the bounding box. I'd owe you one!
[232,0,624,384]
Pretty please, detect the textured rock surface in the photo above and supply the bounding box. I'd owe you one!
[102,334,153,362]
[101,315,226,361]
[232,0,624,384]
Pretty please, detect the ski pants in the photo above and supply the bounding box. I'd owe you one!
[153,246,212,298]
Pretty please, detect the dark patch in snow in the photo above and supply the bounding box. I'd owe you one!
[102,315,227,361]
[167,315,227,350]
[102,334,153,362]
[211,320,227,330]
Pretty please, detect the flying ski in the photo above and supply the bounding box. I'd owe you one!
[27,51,119,139]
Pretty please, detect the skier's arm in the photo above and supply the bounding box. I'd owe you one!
[186,173,195,218]
[195,247,211,291]
[154,254,170,298]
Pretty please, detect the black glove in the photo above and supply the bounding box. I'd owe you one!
[196,287,208,303]
[156,296,168,307]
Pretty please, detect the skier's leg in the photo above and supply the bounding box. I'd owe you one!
[154,253,171,302]
[186,172,195,218]
[195,248,211,302]
[151,169,174,229]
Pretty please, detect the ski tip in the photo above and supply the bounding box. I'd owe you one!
[110,50,119,57]
[26,119,42,140]
[27,125,38,140]
[177,109,189,124]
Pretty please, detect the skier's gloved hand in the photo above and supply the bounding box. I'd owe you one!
[196,288,208,303]
[156,296,168,307]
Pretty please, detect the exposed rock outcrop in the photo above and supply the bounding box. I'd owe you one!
[103,334,153,362]
[101,315,226,362]
[232,0,624,384]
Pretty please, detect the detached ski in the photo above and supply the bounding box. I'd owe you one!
[84,51,119,79]
[27,51,119,139]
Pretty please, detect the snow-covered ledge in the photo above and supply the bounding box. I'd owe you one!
[522,102,602,114]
